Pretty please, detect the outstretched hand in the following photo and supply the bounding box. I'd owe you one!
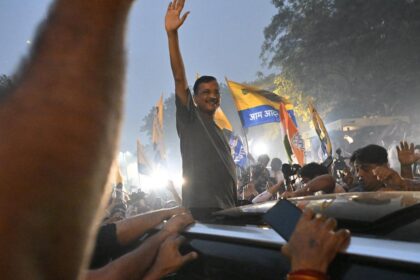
[372,166,406,190]
[165,0,190,33]
[281,209,350,273]
[162,212,195,234]
[144,235,198,280]
[397,141,417,166]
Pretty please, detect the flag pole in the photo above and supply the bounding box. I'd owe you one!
[225,77,252,190]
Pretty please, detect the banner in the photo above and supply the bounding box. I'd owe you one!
[226,79,290,128]
[309,101,332,159]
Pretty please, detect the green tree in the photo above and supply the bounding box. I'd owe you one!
[261,0,420,119]
[0,75,13,98]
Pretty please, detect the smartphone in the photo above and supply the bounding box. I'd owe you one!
[263,199,302,241]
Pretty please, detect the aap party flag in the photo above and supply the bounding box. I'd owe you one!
[137,138,152,175]
[226,79,289,128]
[229,135,248,168]
[214,107,233,132]
[279,103,305,166]
[152,95,166,162]
[309,102,332,159]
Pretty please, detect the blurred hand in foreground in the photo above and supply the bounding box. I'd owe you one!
[282,209,350,273]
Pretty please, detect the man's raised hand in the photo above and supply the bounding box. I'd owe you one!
[165,0,190,33]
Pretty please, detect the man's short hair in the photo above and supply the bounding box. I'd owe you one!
[270,157,283,171]
[352,144,388,165]
[300,162,328,180]
[193,75,217,95]
[257,154,270,167]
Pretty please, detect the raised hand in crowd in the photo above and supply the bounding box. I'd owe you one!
[282,209,350,278]
[397,141,417,179]
[373,166,407,191]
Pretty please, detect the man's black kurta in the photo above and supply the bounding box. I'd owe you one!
[176,89,237,210]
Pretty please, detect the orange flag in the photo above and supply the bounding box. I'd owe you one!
[279,103,305,166]
[152,95,166,161]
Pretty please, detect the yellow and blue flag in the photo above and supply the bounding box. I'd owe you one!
[309,101,332,158]
[226,79,290,128]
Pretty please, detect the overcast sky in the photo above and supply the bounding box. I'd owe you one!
[0,0,276,152]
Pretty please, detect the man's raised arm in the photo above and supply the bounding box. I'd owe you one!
[0,0,134,279]
[165,0,190,106]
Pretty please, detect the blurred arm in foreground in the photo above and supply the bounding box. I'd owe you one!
[0,0,135,279]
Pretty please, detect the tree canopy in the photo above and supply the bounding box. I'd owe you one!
[261,0,420,120]
[0,75,13,98]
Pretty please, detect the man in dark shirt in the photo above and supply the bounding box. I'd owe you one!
[166,0,237,218]
[351,144,408,191]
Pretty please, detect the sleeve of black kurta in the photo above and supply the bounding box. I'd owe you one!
[89,223,120,269]
[175,88,196,133]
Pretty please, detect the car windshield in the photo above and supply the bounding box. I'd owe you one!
[2,0,420,246]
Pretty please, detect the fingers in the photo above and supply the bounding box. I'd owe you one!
[410,142,415,153]
[324,217,337,231]
[181,11,190,24]
[174,235,186,247]
[314,212,327,224]
[170,206,189,216]
[172,0,178,9]
[281,244,290,257]
[167,234,198,264]
[181,251,199,264]
[178,0,186,11]
[163,212,195,233]
[167,2,172,11]
[302,208,315,221]
[172,0,186,12]
[335,229,351,252]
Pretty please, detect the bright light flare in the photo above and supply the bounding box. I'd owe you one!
[252,141,268,156]
[344,135,354,144]
[149,167,170,188]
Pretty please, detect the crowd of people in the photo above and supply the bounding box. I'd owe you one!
[1,0,419,279]
[236,141,420,204]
